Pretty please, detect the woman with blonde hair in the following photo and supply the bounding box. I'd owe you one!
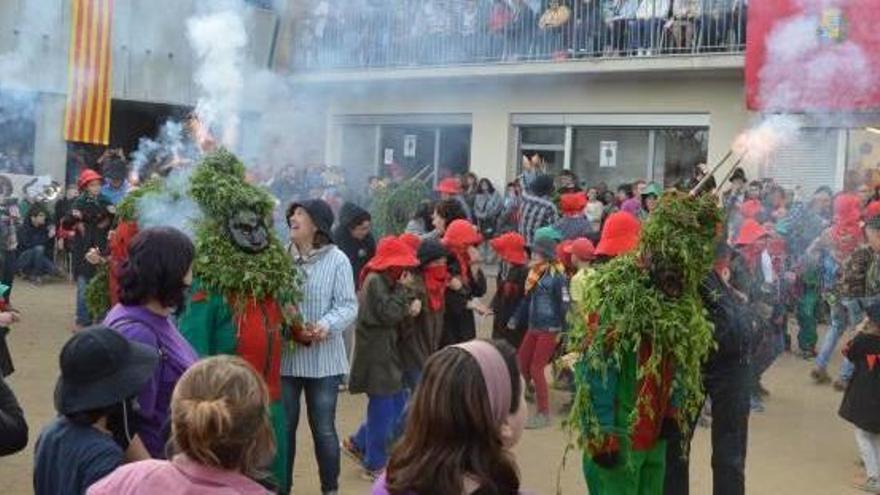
[88,356,275,494]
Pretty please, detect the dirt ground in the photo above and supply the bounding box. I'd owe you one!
[0,281,870,494]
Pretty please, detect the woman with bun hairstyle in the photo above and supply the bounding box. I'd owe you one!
[374,339,528,495]
[88,355,275,494]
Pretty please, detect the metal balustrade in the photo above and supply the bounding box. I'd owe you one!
[290,0,747,71]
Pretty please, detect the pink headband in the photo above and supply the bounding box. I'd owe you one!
[453,340,512,424]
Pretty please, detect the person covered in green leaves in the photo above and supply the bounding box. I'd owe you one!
[569,191,721,495]
[175,150,300,494]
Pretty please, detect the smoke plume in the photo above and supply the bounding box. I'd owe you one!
[186,5,248,150]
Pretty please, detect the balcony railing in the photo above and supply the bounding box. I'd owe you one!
[290,0,747,72]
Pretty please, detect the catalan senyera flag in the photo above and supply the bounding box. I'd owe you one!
[64,0,113,145]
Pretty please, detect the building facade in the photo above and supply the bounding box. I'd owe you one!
[285,0,877,195]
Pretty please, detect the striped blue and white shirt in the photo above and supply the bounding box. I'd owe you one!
[281,244,358,378]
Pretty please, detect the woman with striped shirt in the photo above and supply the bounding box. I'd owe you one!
[283,199,358,495]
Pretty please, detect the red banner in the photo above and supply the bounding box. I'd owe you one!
[745,0,880,112]
[64,0,114,145]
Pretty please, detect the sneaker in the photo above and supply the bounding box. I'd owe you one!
[341,437,364,464]
[852,476,880,493]
[811,367,831,384]
[833,378,849,392]
[525,414,551,430]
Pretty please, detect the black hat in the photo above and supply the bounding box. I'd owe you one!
[729,168,747,183]
[287,199,335,239]
[418,239,448,266]
[530,174,555,197]
[54,326,159,415]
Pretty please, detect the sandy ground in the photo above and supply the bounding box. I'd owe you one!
[0,281,870,494]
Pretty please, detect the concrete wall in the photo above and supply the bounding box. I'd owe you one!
[317,71,750,190]
[0,0,280,180]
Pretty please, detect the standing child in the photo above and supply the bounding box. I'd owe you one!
[398,238,449,390]
[489,232,529,349]
[346,237,422,479]
[839,302,880,494]
[555,192,592,240]
[508,232,569,429]
[34,326,156,495]
[62,169,115,329]
[441,219,488,346]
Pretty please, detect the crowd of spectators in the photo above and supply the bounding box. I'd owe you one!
[294,0,747,69]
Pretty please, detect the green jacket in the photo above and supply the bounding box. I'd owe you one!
[349,272,413,395]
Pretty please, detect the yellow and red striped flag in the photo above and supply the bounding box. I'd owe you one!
[64,0,113,145]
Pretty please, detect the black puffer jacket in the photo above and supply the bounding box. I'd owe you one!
[332,202,376,287]
[700,270,751,372]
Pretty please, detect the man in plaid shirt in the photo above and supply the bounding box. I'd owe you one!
[518,174,559,247]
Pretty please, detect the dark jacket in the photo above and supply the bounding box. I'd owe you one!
[61,194,113,279]
[397,275,441,374]
[441,257,487,346]
[17,220,51,252]
[510,267,569,332]
[839,332,880,433]
[0,373,27,456]
[332,203,376,287]
[349,272,413,396]
[491,263,528,349]
[700,271,751,371]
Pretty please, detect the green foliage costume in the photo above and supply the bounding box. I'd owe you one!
[176,150,300,493]
[567,191,722,494]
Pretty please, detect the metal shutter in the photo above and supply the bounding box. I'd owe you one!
[766,129,839,193]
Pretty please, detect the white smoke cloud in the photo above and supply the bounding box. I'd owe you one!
[186,6,248,150]
[758,4,873,111]
[135,167,204,239]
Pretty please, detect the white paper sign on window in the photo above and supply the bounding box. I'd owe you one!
[600,141,617,168]
[403,135,417,158]
[384,148,394,165]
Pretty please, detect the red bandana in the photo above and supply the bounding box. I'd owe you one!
[423,264,448,311]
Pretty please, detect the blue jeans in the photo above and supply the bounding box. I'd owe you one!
[16,246,56,277]
[75,275,92,326]
[816,300,859,381]
[281,375,342,494]
[351,391,408,471]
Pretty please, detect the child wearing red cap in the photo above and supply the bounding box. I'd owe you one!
[347,236,423,478]
[489,232,529,349]
[555,193,593,241]
[441,220,488,346]
[61,169,116,328]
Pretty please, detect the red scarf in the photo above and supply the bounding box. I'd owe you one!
[423,264,448,311]
[449,246,472,286]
